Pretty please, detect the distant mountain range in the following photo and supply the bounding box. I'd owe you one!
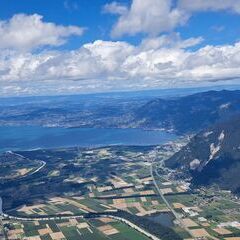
[1,89,240,134]
[166,115,240,194]
[0,94,146,128]
[132,90,240,134]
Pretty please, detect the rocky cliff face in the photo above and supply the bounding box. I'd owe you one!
[166,115,240,194]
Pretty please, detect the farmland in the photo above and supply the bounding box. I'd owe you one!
[5,216,152,240]
[0,139,240,239]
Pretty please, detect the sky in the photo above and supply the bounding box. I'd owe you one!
[0,0,240,96]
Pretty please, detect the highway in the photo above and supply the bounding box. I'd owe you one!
[149,154,195,238]
[2,152,158,240]
[150,161,180,222]
[28,160,46,175]
[1,150,196,240]
[2,211,160,240]
[6,151,46,177]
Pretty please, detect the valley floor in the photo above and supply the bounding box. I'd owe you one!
[0,139,240,240]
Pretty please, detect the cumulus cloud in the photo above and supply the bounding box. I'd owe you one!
[105,0,240,38]
[0,14,84,51]
[178,0,240,13]
[1,3,240,96]
[139,34,204,50]
[103,2,128,15]
[107,0,188,38]
[1,37,240,96]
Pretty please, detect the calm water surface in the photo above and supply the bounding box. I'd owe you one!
[147,212,175,227]
[0,126,177,152]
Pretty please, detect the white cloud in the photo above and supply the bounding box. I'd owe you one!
[107,0,188,38]
[139,34,204,51]
[178,0,240,13]
[0,14,84,51]
[1,38,240,96]
[1,3,240,96]
[105,0,240,38]
[103,2,128,15]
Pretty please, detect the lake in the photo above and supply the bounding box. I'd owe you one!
[0,126,176,152]
[146,212,175,227]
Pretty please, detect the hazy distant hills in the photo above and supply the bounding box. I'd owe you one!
[166,115,240,194]
[132,90,240,133]
[0,95,145,128]
[1,90,240,134]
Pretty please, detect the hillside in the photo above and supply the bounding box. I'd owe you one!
[166,115,240,194]
[133,90,240,133]
[1,90,240,133]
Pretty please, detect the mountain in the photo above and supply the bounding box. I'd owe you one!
[132,90,240,133]
[1,90,240,133]
[166,115,240,194]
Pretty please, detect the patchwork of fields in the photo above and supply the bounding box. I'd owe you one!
[1,140,240,239]
[6,217,151,240]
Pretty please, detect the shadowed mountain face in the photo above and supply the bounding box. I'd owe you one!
[133,90,240,133]
[166,115,240,194]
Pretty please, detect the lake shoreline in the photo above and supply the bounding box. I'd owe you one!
[0,126,177,153]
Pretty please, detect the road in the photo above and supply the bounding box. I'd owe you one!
[150,161,180,222]
[101,215,160,240]
[1,152,160,240]
[1,150,198,240]
[6,151,46,177]
[28,160,46,176]
[150,154,195,238]
[2,211,160,240]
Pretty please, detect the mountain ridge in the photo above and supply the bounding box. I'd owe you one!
[132,90,240,134]
[166,115,240,194]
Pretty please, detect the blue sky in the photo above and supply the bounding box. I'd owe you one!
[1,0,239,47]
[0,0,240,96]
[0,0,130,48]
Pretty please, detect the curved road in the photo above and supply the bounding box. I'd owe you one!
[28,160,46,176]
[2,212,160,240]
[1,150,197,240]
[7,151,46,177]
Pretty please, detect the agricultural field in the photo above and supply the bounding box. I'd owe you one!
[4,217,150,240]
[1,139,240,239]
